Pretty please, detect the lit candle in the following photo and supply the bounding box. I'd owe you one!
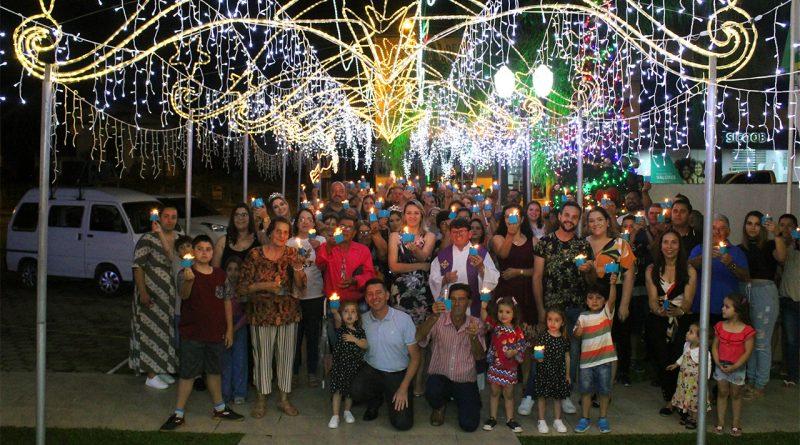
[761,214,772,225]
[149,208,160,222]
[378,182,383,190]
[793,228,800,240]
[492,181,499,191]
[622,229,630,241]
[375,197,384,209]
[471,204,480,214]
[658,209,667,223]
[180,253,194,268]
[402,226,415,243]
[449,206,457,220]
[308,229,316,236]
[471,182,478,190]
[369,207,377,222]
[601,194,609,206]
[508,209,519,224]
[480,288,492,302]
[542,201,551,213]
[315,210,323,221]
[604,262,619,273]
[296,238,306,257]
[662,198,672,209]
[252,197,265,208]
[718,242,727,255]
[301,200,310,209]
[635,211,644,224]
[533,345,545,360]
[329,293,340,310]
[334,227,344,244]
[378,209,390,218]
[484,198,493,212]
[575,254,587,267]
[342,201,350,209]
[469,244,480,256]
[476,194,484,202]
[437,297,452,311]
[313,181,321,188]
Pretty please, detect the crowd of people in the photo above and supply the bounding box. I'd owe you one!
[126,176,800,436]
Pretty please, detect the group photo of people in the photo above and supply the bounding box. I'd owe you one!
[127,174,800,437]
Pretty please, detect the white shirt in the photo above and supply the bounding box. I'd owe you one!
[429,243,500,304]
[291,235,325,300]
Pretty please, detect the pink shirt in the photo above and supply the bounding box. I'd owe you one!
[715,322,755,364]
[315,241,376,301]
[420,314,486,383]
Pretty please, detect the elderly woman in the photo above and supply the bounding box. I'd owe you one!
[238,217,306,418]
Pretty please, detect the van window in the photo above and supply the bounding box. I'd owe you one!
[90,205,128,233]
[12,203,38,231]
[49,205,84,228]
[122,201,163,234]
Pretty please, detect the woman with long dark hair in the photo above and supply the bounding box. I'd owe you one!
[645,229,698,416]
[525,200,547,239]
[213,203,260,268]
[738,211,786,400]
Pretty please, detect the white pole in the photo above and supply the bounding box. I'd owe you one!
[787,0,798,213]
[185,121,194,236]
[526,148,532,203]
[297,154,303,209]
[696,56,717,445]
[35,63,54,445]
[576,116,584,237]
[282,150,287,195]
[243,134,249,203]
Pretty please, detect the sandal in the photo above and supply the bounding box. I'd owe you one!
[251,394,267,419]
[730,427,743,437]
[277,399,299,416]
[714,425,724,435]
[783,380,797,388]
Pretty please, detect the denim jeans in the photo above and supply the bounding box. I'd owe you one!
[780,297,800,383]
[222,325,249,401]
[744,281,779,389]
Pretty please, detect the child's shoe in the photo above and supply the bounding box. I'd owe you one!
[574,417,591,433]
[518,396,534,415]
[553,418,568,433]
[328,415,340,429]
[343,410,355,424]
[506,419,523,433]
[159,414,185,431]
[145,376,168,390]
[537,419,549,433]
[482,417,497,431]
[213,405,244,421]
[598,417,611,433]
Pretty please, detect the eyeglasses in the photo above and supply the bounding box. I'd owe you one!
[234,212,249,218]
[339,225,354,231]
[450,229,469,235]
[358,230,371,236]
[297,216,313,222]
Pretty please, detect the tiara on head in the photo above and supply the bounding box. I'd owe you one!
[268,192,285,202]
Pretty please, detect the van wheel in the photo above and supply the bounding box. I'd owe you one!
[96,266,122,296]
[18,259,37,288]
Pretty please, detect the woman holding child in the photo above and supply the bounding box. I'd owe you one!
[238,217,306,419]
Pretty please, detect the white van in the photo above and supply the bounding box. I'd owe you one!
[6,187,163,295]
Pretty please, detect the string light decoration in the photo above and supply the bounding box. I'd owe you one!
[7,0,796,183]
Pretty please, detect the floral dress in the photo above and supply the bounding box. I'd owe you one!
[671,342,711,414]
[390,235,432,325]
[533,331,571,399]
[329,325,366,397]
[485,316,527,386]
[237,246,302,327]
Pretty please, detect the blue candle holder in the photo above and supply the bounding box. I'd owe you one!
[252,198,265,208]
[561,195,568,203]
[329,299,340,310]
[657,214,666,223]
[347,182,355,189]
[471,205,480,214]
[719,244,728,255]
[301,201,311,209]
[476,194,484,202]
[402,233,415,243]
[425,191,433,197]
[622,232,630,242]
[663,298,671,311]
[469,246,479,256]
[342,202,350,209]
[480,292,492,302]
[542,205,551,214]
[406,186,414,192]
[180,257,193,268]
[601,198,609,206]
[508,215,519,224]
[313,182,321,188]
[360,182,368,189]
[298,247,307,257]
[334,234,344,244]
[661,201,673,209]
[448,211,456,220]
[375,201,383,209]
[484,204,492,211]
[398,178,406,184]
[793,229,800,240]
[575,257,586,267]
[316,212,324,221]
[369,213,377,222]
[379,209,390,218]
[437,297,452,311]
[533,348,545,361]
[761,215,772,225]
[635,215,644,224]
[149,213,160,222]
[604,262,619,273]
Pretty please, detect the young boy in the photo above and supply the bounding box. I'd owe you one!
[160,235,243,431]
[572,274,618,433]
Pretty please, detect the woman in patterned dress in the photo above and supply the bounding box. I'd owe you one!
[389,200,435,396]
[129,206,179,389]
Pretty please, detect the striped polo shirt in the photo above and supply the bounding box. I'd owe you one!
[578,305,617,369]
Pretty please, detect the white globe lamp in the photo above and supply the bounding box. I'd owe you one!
[494,65,516,99]
[532,64,553,98]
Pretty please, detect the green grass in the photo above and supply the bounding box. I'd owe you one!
[520,432,799,445]
[0,427,244,445]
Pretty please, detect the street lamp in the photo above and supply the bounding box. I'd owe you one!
[532,64,553,98]
[494,65,516,98]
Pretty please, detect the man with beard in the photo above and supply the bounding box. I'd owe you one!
[324,181,349,218]
[527,201,595,414]
[130,206,180,390]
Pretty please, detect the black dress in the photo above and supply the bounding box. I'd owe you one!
[329,325,366,397]
[533,332,571,399]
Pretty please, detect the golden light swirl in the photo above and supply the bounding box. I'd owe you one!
[13,12,61,77]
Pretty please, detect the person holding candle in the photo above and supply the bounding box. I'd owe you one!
[130,205,179,390]
[416,283,485,431]
[389,201,436,396]
[533,306,571,434]
[316,214,376,307]
[529,201,595,415]
[237,217,307,418]
[388,209,404,233]
[171,236,194,353]
[586,207,636,387]
[359,195,376,222]
[469,218,488,249]
[777,214,800,387]
[213,204,261,268]
[327,300,368,428]
[688,215,749,329]
[525,200,548,239]
[738,211,786,400]
[290,208,327,388]
[159,235,242,430]
[646,229,698,417]
[357,220,389,282]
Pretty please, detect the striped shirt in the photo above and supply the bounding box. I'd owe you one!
[578,305,617,368]
[420,314,486,383]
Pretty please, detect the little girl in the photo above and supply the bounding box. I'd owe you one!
[712,294,755,437]
[221,257,248,404]
[481,297,527,433]
[534,306,571,434]
[667,323,711,429]
[328,300,368,429]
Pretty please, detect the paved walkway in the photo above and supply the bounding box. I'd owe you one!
[1,371,798,444]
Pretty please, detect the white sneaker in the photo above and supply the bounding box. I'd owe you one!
[518,396,534,416]
[158,374,175,385]
[328,415,340,429]
[553,418,568,433]
[537,419,550,434]
[343,410,355,424]
[561,397,577,414]
[145,376,168,390]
